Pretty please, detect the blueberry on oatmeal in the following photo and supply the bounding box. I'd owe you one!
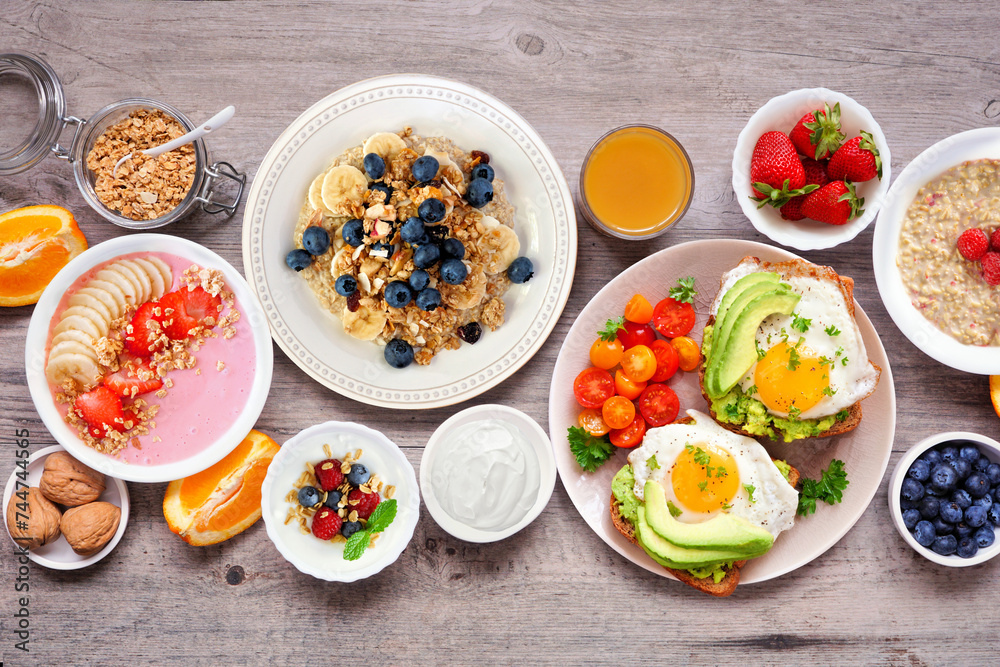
[302,226,330,256]
[342,219,365,247]
[400,217,425,244]
[408,269,430,292]
[507,256,534,284]
[413,244,441,269]
[286,249,312,272]
[415,288,441,312]
[335,274,357,297]
[384,281,413,309]
[470,163,494,182]
[441,238,465,260]
[440,259,468,285]
[418,198,446,223]
[412,155,439,183]
[363,152,386,179]
[384,339,414,368]
[465,178,493,208]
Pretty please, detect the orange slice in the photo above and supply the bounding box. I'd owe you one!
[163,429,280,546]
[0,205,88,306]
[990,376,1000,418]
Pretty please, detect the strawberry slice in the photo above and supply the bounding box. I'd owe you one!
[74,386,126,438]
[103,361,163,398]
[125,301,167,358]
[159,287,222,340]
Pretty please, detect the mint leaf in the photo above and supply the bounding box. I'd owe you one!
[343,530,370,561]
[366,498,398,533]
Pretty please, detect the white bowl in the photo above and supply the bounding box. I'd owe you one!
[873,128,1000,374]
[888,431,1000,567]
[260,421,419,582]
[2,446,129,570]
[732,87,891,251]
[24,234,274,483]
[419,404,556,543]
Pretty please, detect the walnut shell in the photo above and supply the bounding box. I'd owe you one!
[60,502,121,555]
[6,487,61,550]
[39,451,106,507]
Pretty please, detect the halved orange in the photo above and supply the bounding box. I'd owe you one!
[990,376,1000,419]
[163,429,280,546]
[0,205,88,306]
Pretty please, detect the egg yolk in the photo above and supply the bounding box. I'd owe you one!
[754,341,830,414]
[671,442,740,513]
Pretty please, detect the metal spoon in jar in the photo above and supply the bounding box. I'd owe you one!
[111,105,236,177]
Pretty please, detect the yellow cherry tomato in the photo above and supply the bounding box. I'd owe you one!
[623,294,653,324]
[671,336,702,372]
[620,344,657,383]
[589,337,624,369]
[614,369,647,400]
[578,408,611,436]
[602,395,636,430]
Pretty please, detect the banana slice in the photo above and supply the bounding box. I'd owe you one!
[362,132,407,160]
[67,289,114,327]
[132,257,166,298]
[308,171,328,212]
[321,165,368,213]
[144,256,174,293]
[95,268,139,309]
[51,329,97,349]
[49,340,99,364]
[88,279,129,320]
[478,216,521,274]
[45,351,102,389]
[54,307,109,339]
[116,259,153,304]
[440,265,487,310]
[342,305,387,341]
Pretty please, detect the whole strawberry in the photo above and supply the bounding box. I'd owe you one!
[827,131,882,182]
[801,157,830,188]
[750,131,816,208]
[800,180,864,225]
[789,102,846,160]
[780,195,806,221]
[312,507,343,540]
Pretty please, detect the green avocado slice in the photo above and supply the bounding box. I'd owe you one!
[713,272,780,340]
[635,507,748,570]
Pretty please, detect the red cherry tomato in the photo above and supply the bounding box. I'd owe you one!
[616,320,657,350]
[651,297,696,338]
[614,369,646,400]
[649,339,680,382]
[578,408,611,436]
[620,344,657,383]
[638,384,680,427]
[610,413,647,448]
[602,395,636,430]
[573,367,615,409]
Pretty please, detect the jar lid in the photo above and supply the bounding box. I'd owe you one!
[0,52,67,175]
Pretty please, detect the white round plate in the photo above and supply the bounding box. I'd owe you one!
[873,127,1000,374]
[25,234,274,483]
[733,87,891,251]
[260,421,419,582]
[242,74,576,409]
[548,239,896,586]
[3,446,129,569]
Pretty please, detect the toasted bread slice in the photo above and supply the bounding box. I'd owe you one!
[700,256,880,442]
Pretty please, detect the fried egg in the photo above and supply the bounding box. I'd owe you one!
[711,258,880,420]
[628,410,798,538]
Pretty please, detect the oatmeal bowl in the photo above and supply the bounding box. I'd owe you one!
[242,74,577,409]
[24,234,273,483]
[873,127,1000,374]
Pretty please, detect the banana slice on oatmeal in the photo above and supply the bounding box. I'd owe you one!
[363,132,407,161]
[342,304,388,341]
[478,216,521,274]
[321,165,368,213]
[308,170,328,212]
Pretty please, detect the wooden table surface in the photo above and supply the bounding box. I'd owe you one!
[2,2,999,664]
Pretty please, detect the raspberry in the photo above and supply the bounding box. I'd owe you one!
[314,459,345,491]
[982,252,1000,286]
[958,228,989,261]
[991,228,1000,252]
[348,489,381,520]
[311,507,342,540]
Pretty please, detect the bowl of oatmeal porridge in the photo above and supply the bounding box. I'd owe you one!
[873,127,1000,374]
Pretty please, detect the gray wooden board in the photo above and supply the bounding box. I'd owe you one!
[1,1,998,664]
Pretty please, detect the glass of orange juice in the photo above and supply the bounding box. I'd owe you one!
[579,125,694,240]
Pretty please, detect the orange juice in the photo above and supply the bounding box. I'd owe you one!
[580,126,694,238]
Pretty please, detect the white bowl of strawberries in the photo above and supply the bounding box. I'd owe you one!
[733,88,891,251]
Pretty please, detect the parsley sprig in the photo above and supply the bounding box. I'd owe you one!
[669,276,697,304]
[568,426,614,472]
[598,317,626,342]
[797,459,849,516]
[791,313,811,333]
[343,498,398,561]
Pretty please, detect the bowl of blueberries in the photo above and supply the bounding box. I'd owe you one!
[889,431,1000,566]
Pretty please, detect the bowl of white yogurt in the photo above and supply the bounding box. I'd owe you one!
[420,404,556,543]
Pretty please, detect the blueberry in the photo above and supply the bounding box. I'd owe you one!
[369,241,395,258]
[465,177,494,208]
[440,258,468,285]
[913,520,936,546]
[931,534,958,555]
[507,256,534,284]
[901,478,924,502]
[922,449,943,465]
[346,463,371,486]
[441,237,465,260]
[960,444,982,461]
[384,281,414,309]
[951,457,972,481]
[335,274,357,297]
[341,520,363,539]
[411,155,439,183]
[929,463,959,493]
[966,504,988,528]
[973,455,992,473]
[413,244,441,269]
[951,489,972,509]
[415,288,441,312]
[323,490,343,509]
[418,198,446,223]
[995,486,1000,503]
[302,226,331,256]
[298,486,321,508]
[940,445,960,463]
[907,458,931,482]
[424,224,448,243]
[384,338,414,369]
[986,463,1000,486]
[933,517,954,535]
[370,182,393,204]
[974,495,994,509]
[957,536,979,558]
[955,522,973,539]
[458,321,482,344]
[285,249,312,272]
[902,508,921,530]
[408,269,430,292]
[990,503,1000,526]
[965,472,991,498]
[975,525,996,548]
[470,163,495,182]
[940,501,963,524]
[401,217,425,244]
[342,219,365,247]
[364,152,385,179]
[919,497,940,519]
[900,498,919,511]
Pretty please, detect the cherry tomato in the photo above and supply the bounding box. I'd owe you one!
[671,335,702,372]
[649,339,680,382]
[614,369,647,400]
[620,344,657,383]
[573,367,615,409]
[623,294,653,324]
[638,383,680,427]
[602,395,636,430]
[616,320,657,350]
[577,408,610,436]
[651,297,696,338]
[610,413,647,448]
[589,337,624,369]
